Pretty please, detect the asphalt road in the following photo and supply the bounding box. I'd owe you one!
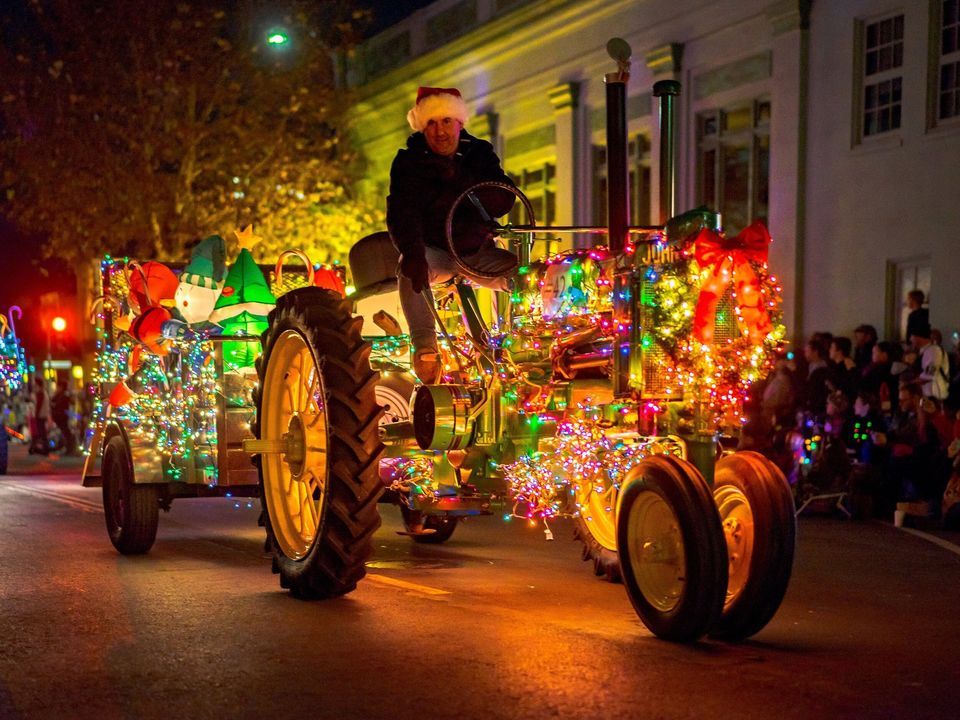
[1,444,959,720]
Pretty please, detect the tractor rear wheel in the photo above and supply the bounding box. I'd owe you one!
[709,451,796,641]
[617,455,727,642]
[102,435,159,554]
[255,288,384,598]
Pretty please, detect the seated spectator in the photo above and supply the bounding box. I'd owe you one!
[877,381,944,506]
[829,336,858,401]
[801,390,852,498]
[862,341,899,416]
[847,391,889,518]
[849,391,887,465]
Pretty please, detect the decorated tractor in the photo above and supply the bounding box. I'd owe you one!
[1,306,28,475]
[84,40,794,643]
[247,42,795,643]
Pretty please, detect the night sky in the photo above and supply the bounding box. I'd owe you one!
[363,0,437,36]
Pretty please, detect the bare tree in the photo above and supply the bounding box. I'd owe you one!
[0,0,381,269]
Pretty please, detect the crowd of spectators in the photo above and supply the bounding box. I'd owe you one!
[743,290,960,527]
[1,376,86,456]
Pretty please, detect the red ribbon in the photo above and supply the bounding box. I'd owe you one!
[691,221,772,345]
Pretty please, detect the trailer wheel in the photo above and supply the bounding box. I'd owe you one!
[709,451,796,641]
[102,435,159,554]
[617,455,727,642]
[255,287,384,598]
[399,504,459,544]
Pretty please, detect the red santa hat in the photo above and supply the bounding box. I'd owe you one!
[407,86,469,132]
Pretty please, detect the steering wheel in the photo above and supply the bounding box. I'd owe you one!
[444,181,536,279]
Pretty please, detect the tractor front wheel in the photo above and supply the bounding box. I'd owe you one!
[616,455,727,642]
[709,451,796,641]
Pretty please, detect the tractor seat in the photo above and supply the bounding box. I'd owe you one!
[349,231,400,301]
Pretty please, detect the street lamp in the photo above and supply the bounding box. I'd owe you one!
[266,27,290,48]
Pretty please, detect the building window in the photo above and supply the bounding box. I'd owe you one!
[696,99,770,235]
[938,0,960,120]
[861,14,904,137]
[508,162,556,253]
[593,134,651,228]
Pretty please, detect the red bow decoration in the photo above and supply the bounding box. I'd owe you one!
[691,221,772,345]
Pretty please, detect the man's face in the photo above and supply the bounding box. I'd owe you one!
[423,117,462,157]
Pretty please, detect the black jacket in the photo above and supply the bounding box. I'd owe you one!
[386,130,515,260]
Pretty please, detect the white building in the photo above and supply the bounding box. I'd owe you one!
[345,0,960,345]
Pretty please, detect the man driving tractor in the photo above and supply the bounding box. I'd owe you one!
[386,86,518,384]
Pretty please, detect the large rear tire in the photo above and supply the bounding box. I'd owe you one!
[255,288,384,598]
[709,451,796,641]
[102,435,159,554]
[616,455,727,642]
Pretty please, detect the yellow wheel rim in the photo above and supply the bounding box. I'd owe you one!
[714,485,754,609]
[575,479,618,552]
[626,490,685,613]
[262,329,329,560]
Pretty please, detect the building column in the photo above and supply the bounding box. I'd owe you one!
[645,43,683,225]
[471,111,501,156]
[548,81,583,249]
[766,0,811,344]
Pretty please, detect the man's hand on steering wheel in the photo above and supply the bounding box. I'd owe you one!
[400,252,430,294]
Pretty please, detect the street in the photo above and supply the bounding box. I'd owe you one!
[1,443,959,720]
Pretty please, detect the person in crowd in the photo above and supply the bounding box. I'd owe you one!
[761,355,796,427]
[876,379,944,507]
[853,324,878,370]
[32,377,50,455]
[905,289,929,344]
[862,340,899,416]
[829,336,858,401]
[51,380,76,456]
[846,390,889,519]
[387,86,517,383]
[801,336,833,419]
[913,323,949,401]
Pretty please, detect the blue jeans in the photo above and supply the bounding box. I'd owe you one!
[398,244,516,351]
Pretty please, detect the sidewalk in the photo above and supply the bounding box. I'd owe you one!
[1,441,86,478]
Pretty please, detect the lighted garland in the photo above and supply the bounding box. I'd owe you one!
[643,237,785,426]
[501,418,683,520]
[88,334,220,480]
[1,339,27,394]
